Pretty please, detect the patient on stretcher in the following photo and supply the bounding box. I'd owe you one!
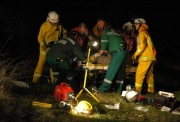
[89,50,112,65]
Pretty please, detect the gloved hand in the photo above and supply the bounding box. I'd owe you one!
[40,45,47,52]
[131,54,138,64]
[93,53,101,58]
[131,54,137,60]
[77,60,82,68]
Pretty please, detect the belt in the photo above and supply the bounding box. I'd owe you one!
[112,49,121,53]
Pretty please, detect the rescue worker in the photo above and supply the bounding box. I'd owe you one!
[97,23,128,93]
[46,30,86,90]
[70,22,89,52]
[92,17,106,41]
[88,18,106,54]
[131,18,156,94]
[32,11,68,84]
[89,18,112,64]
[122,21,137,65]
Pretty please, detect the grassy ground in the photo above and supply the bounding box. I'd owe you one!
[0,58,180,122]
[1,80,180,122]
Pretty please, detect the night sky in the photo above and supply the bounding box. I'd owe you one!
[0,0,180,64]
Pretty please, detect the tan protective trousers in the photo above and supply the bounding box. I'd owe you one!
[32,47,54,83]
[135,60,155,93]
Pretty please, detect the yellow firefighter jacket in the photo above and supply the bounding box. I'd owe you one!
[134,24,156,62]
[38,21,68,51]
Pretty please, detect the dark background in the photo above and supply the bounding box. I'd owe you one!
[0,0,180,91]
[0,0,179,64]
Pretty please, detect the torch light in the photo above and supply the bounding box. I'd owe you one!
[75,40,100,102]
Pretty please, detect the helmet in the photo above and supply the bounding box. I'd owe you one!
[74,100,93,114]
[134,18,146,24]
[69,30,80,39]
[122,21,133,30]
[125,91,138,102]
[47,11,59,23]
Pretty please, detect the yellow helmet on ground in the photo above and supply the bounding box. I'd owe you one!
[74,100,93,114]
[47,11,59,23]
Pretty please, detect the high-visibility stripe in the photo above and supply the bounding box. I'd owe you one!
[137,48,142,53]
[66,38,75,45]
[39,42,45,46]
[107,32,121,36]
[67,76,73,80]
[135,83,142,87]
[116,80,123,83]
[101,40,108,43]
[148,84,154,88]
[139,56,155,60]
[53,72,60,75]
[104,79,112,84]
[40,51,47,55]
[57,39,67,45]
[57,38,75,45]
[34,73,41,77]
[147,40,153,45]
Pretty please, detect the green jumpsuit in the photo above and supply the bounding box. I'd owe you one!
[46,36,86,90]
[98,28,128,93]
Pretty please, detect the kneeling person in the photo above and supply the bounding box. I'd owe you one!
[46,30,86,90]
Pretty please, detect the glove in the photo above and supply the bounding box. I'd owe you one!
[131,54,138,64]
[93,53,101,58]
[77,61,82,68]
[131,54,137,60]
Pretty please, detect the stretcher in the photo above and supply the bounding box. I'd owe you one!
[85,63,137,73]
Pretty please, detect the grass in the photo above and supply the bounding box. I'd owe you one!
[0,58,180,122]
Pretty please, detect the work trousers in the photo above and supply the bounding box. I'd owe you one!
[32,47,54,83]
[98,49,127,92]
[135,60,155,94]
[46,55,77,90]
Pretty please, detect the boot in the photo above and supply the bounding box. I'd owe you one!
[98,82,111,92]
[116,83,123,94]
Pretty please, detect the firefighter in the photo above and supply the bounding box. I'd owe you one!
[46,30,86,90]
[131,18,156,94]
[97,23,128,93]
[32,11,68,84]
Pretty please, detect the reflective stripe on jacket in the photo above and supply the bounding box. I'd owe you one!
[135,24,156,61]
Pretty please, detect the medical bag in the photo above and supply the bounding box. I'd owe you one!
[54,82,74,101]
[153,92,179,111]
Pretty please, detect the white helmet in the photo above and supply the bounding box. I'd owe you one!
[134,18,146,24]
[125,91,138,102]
[47,11,59,23]
[122,21,133,30]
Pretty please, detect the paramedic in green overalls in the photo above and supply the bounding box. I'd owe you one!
[46,30,86,91]
[98,23,128,93]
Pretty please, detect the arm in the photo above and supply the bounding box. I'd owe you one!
[73,42,86,62]
[99,29,108,54]
[37,23,47,51]
[132,32,147,59]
